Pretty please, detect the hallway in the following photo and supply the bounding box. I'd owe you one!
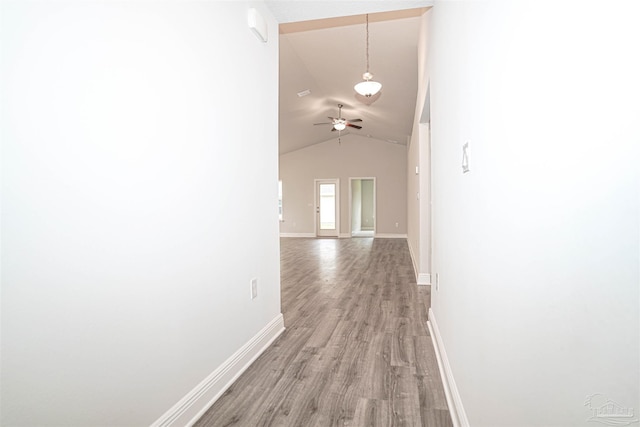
[195,238,452,426]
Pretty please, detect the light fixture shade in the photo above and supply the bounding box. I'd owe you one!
[354,80,382,97]
[333,120,347,131]
[355,15,381,98]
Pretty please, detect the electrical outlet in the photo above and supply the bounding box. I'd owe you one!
[251,278,258,299]
[395,222,399,228]
[435,273,439,291]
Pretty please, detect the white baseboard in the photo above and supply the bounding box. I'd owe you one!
[427,309,469,427]
[279,232,315,238]
[280,232,409,239]
[374,233,408,239]
[407,241,430,286]
[151,314,285,427]
[417,273,431,286]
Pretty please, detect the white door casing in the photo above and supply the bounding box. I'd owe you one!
[315,179,339,237]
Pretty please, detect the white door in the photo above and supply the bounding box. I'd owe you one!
[315,179,339,237]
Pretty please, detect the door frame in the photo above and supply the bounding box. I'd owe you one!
[348,177,376,237]
[314,178,340,237]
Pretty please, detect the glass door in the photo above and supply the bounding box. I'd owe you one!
[315,179,339,237]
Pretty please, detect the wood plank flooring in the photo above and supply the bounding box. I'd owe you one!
[194,238,452,427]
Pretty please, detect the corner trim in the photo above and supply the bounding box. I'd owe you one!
[151,314,285,427]
[427,308,469,427]
[417,273,431,286]
[407,240,430,285]
[407,239,419,282]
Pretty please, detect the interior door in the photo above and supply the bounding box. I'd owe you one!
[349,177,376,237]
[315,179,339,237]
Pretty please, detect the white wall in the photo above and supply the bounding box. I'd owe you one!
[1,1,281,425]
[428,1,639,426]
[280,134,407,237]
[407,129,421,256]
[407,9,432,284]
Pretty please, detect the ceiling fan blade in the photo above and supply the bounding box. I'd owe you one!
[347,118,363,123]
[331,127,338,132]
[347,123,362,130]
[327,116,336,121]
[314,122,332,125]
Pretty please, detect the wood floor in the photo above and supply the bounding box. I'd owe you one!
[194,238,452,427]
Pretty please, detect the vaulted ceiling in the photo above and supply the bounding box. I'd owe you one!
[267,2,431,154]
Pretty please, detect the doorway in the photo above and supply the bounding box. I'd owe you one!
[349,177,376,237]
[315,179,339,237]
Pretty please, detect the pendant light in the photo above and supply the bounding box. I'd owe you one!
[354,14,382,97]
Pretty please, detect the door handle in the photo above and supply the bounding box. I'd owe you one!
[316,207,320,213]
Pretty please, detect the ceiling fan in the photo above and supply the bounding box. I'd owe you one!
[314,104,362,132]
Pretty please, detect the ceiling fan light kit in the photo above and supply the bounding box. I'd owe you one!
[313,104,363,134]
[333,120,347,131]
[354,14,382,97]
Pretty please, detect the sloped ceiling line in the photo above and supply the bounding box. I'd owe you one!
[276,5,429,154]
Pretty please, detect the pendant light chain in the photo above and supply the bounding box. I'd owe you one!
[365,14,370,73]
[354,13,382,97]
